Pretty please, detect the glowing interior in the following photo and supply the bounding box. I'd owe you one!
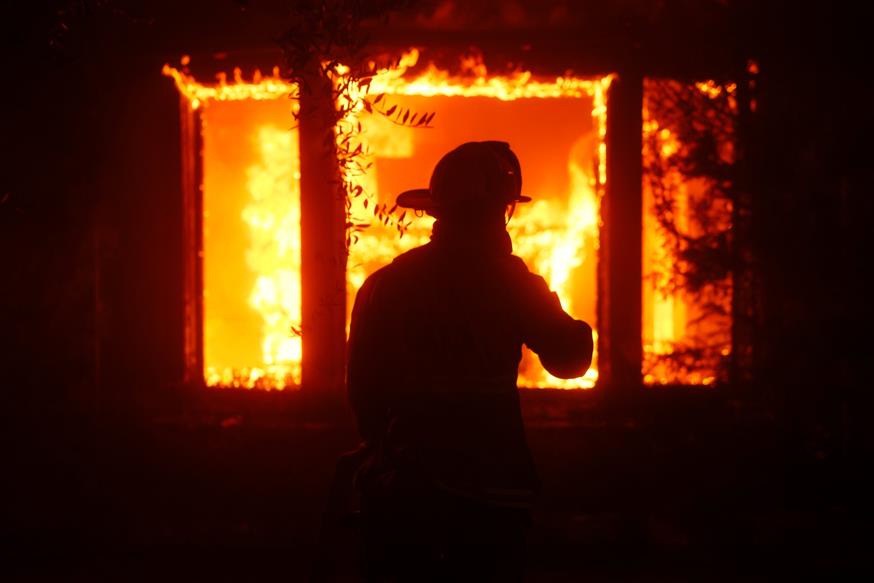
[641,79,735,385]
[166,57,606,389]
[201,99,303,388]
[165,57,733,390]
[343,80,608,389]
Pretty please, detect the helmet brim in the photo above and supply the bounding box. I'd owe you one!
[395,188,435,213]
[395,188,531,214]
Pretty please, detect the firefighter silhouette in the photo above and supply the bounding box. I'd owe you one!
[346,141,593,581]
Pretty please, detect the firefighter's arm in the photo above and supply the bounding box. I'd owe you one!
[517,272,593,379]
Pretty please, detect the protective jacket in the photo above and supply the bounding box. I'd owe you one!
[348,221,593,507]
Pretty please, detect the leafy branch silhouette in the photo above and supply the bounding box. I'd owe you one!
[276,0,432,248]
[642,79,738,384]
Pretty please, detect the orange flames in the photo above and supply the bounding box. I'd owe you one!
[341,50,609,389]
[641,79,736,386]
[165,61,303,389]
[165,53,609,390]
[162,63,296,109]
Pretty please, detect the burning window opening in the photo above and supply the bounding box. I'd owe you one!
[165,64,302,389]
[641,78,737,386]
[165,55,738,392]
[339,50,610,389]
[165,54,609,390]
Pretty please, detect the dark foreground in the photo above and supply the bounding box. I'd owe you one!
[5,388,870,582]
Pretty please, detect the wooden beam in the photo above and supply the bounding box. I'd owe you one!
[298,67,348,394]
[179,96,204,386]
[600,71,643,390]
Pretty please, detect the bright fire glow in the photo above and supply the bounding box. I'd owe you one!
[641,79,735,386]
[238,126,302,387]
[201,120,302,390]
[166,53,610,390]
[341,50,610,389]
[168,62,304,390]
[162,65,296,110]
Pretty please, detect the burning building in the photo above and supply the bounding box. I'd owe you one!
[162,45,741,393]
[5,0,869,578]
